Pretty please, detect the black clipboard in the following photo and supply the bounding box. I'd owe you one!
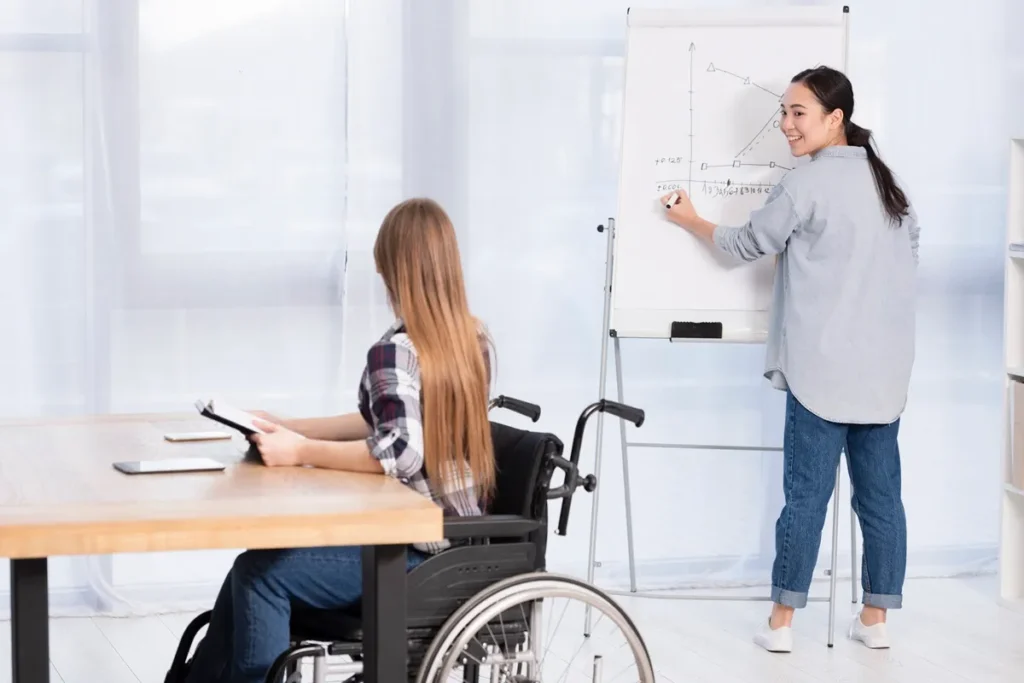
[194,399,265,463]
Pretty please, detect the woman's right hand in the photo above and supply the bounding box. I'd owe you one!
[660,189,699,228]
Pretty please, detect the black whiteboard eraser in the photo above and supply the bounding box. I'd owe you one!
[670,321,723,340]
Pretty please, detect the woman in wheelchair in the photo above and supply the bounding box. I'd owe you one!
[183,198,497,683]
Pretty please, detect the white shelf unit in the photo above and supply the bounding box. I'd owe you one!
[1001,137,1024,609]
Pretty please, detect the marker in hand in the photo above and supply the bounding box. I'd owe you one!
[664,192,680,210]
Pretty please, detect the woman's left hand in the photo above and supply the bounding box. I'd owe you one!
[660,190,698,228]
[251,420,306,467]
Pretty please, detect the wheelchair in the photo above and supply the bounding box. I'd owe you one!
[165,395,655,682]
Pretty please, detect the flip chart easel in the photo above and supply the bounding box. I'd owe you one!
[583,5,856,647]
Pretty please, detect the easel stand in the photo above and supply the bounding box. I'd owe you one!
[584,219,859,647]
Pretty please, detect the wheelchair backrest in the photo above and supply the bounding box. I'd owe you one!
[488,421,563,569]
[489,421,562,517]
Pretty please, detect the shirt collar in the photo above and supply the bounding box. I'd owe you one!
[811,145,867,160]
[380,317,406,340]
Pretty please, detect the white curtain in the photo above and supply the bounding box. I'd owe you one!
[0,0,1017,614]
[1,0,349,614]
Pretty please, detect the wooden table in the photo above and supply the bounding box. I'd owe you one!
[0,413,443,683]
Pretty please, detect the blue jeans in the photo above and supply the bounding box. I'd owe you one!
[184,545,425,683]
[771,392,907,610]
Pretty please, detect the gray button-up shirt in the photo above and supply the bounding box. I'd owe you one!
[712,145,919,424]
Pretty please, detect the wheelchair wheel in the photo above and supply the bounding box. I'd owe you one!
[415,572,655,683]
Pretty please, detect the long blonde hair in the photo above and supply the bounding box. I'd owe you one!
[373,198,496,502]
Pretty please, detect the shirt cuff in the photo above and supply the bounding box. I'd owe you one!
[365,429,401,477]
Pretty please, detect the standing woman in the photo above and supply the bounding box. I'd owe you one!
[661,66,920,652]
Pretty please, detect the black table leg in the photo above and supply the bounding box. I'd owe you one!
[11,558,49,683]
[361,544,407,683]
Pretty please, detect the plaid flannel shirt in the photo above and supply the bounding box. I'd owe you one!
[357,319,486,554]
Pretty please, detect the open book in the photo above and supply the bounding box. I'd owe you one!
[194,399,266,438]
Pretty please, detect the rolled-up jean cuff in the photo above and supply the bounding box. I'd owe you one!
[771,586,808,608]
[863,592,902,609]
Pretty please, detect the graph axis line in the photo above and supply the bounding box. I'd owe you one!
[688,42,695,197]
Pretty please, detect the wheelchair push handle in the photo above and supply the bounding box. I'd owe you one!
[488,395,542,422]
[552,398,645,537]
[597,399,645,427]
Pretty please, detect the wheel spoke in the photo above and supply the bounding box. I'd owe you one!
[543,597,571,659]
[417,574,654,683]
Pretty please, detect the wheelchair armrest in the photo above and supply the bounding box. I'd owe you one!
[443,514,541,539]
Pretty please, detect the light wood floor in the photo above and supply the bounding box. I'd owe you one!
[0,576,1019,682]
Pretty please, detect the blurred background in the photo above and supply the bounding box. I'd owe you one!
[0,0,1017,615]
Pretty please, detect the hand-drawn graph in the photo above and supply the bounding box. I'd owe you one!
[654,43,795,201]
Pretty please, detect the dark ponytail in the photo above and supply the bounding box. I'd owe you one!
[791,66,909,225]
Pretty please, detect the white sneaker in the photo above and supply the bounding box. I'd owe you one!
[753,618,793,653]
[848,613,890,649]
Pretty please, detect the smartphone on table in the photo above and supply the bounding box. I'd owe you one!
[113,457,226,475]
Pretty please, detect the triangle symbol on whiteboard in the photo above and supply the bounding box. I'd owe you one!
[706,63,716,72]
[743,77,751,85]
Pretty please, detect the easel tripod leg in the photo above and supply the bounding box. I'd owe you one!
[850,521,858,604]
[585,411,606,638]
[584,218,617,637]
[614,336,638,593]
[828,464,840,647]
[850,481,859,604]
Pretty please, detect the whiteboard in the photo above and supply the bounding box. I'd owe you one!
[609,7,849,341]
